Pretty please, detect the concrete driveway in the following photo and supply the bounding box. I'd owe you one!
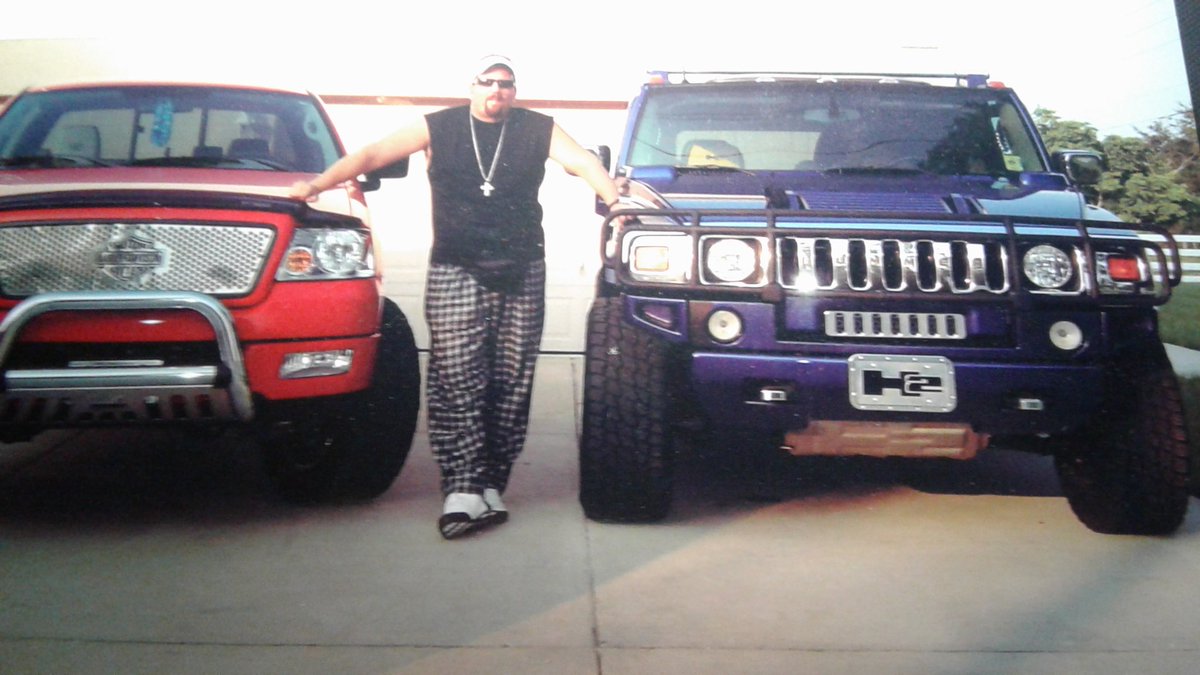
[2,354,1199,674]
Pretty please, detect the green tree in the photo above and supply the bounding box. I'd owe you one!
[1095,135,1154,214]
[1101,135,1156,178]
[1037,106,1200,232]
[1118,172,1194,226]
[1130,107,1200,232]
[1034,107,1102,153]
[1140,107,1200,193]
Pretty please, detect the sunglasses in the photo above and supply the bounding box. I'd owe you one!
[475,77,516,90]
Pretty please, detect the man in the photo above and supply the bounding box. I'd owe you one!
[290,55,622,539]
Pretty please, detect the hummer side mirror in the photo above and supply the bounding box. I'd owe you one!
[1051,150,1105,186]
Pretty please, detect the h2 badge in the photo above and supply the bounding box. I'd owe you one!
[848,354,956,413]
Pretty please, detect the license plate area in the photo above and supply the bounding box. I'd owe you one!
[848,354,956,413]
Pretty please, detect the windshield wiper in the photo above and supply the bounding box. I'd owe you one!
[242,157,294,171]
[129,156,228,168]
[128,156,295,171]
[675,164,757,176]
[822,166,934,176]
[0,154,114,168]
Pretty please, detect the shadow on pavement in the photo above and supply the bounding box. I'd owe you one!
[668,435,1063,522]
[1,424,1065,530]
[0,428,304,529]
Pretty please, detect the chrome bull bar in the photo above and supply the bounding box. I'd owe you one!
[0,291,254,425]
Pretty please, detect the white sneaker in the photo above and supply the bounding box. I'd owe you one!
[438,492,488,539]
[481,488,508,524]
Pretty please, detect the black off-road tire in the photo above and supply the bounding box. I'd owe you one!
[263,298,420,504]
[1055,363,1191,535]
[579,297,676,522]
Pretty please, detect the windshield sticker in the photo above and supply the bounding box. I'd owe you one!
[151,99,174,147]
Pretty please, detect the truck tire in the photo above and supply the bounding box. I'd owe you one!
[264,298,420,504]
[1055,363,1190,535]
[579,297,676,522]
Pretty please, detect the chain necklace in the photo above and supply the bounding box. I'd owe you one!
[469,109,508,197]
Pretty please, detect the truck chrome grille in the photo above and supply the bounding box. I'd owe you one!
[778,237,1010,294]
[0,223,275,297]
[824,311,967,339]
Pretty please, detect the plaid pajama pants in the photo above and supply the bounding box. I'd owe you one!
[424,260,546,496]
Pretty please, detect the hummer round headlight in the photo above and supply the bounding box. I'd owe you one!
[1022,245,1073,289]
[706,238,758,283]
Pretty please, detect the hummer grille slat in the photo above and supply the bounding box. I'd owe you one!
[779,236,1010,294]
[0,223,275,297]
[824,310,967,339]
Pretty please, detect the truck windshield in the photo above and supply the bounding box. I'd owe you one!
[626,81,1048,177]
[0,86,340,172]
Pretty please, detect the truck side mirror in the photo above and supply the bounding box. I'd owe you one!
[590,145,612,173]
[360,158,410,192]
[1051,150,1105,186]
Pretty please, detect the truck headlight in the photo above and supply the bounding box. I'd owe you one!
[625,233,693,284]
[1022,244,1074,289]
[278,228,374,280]
[702,237,765,285]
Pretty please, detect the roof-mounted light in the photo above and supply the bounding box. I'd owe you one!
[646,71,670,86]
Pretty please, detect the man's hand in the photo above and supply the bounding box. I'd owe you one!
[289,180,318,201]
[603,205,633,260]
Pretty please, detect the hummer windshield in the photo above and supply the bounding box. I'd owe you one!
[0,85,340,173]
[625,80,1048,177]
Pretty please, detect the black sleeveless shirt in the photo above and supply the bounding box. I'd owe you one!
[425,105,554,266]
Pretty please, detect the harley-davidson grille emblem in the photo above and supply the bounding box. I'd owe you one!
[95,228,171,284]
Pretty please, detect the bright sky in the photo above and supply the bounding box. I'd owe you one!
[0,0,1191,138]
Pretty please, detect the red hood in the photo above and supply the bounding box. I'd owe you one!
[0,167,362,219]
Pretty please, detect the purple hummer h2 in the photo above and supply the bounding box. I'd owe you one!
[579,72,1191,534]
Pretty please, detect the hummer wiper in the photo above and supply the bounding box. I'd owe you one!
[675,164,757,177]
[822,166,933,176]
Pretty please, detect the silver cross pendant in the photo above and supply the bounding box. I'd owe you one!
[481,181,494,197]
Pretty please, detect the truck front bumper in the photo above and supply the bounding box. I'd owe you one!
[690,351,1104,437]
[0,291,255,425]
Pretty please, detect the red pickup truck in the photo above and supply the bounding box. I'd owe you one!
[0,81,419,503]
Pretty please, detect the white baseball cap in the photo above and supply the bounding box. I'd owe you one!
[475,54,516,80]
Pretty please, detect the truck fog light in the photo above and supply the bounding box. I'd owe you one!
[707,309,743,343]
[280,349,354,379]
[1048,321,1083,351]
